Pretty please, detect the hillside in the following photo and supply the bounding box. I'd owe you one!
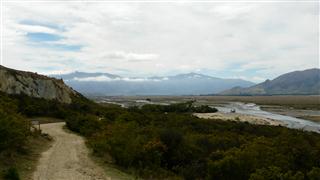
[0,65,79,103]
[0,67,99,179]
[52,72,254,96]
[220,68,320,95]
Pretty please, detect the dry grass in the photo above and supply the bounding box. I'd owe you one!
[89,154,136,180]
[197,95,320,110]
[0,136,52,180]
[194,112,285,126]
[298,116,320,123]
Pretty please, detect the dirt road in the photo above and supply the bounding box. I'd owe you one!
[33,122,110,180]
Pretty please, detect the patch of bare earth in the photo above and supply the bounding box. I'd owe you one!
[194,112,286,126]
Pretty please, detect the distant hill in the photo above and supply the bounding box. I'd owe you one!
[52,72,254,96]
[220,68,320,95]
[0,65,79,103]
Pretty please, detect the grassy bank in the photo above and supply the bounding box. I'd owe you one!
[0,93,56,180]
[0,136,51,180]
[298,116,320,123]
[89,152,136,180]
[198,95,320,110]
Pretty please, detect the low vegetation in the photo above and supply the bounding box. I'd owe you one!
[1,93,320,179]
[141,95,320,110]
[65,102,320,179]
[211,95,320,110]
[298,116,320,123]
[0,93,51,179]
[141,101,218,113]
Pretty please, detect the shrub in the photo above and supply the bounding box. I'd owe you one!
[0,110,29,152]
[83,110,320,179]
[141,101,218,113]
[3,167,20,180]
[308,167,320,180]
[65,113,101,137]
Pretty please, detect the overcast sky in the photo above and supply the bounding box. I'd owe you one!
[1,1,319,82]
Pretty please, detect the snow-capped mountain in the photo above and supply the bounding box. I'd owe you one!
[52,72,254,96]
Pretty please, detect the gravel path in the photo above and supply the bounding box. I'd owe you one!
[33,122,110,180]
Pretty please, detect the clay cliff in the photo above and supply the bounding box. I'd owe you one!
[0,65,79,103]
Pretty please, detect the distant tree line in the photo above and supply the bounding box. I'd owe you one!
[140,101,218,113]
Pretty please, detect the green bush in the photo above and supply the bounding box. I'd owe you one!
[79,106,320,179]
[249,166,305,180]
[3,167,20,180]
[308,167,320,180]
[0,110,29,152]
[65,113,102,137]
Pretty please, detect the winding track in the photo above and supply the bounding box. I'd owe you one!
[33,122,110,180]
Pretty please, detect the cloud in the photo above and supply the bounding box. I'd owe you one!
[16,24,58,34]
[2,1,319,82]
[73,75,168,82]
[209,3,256,20]
[230,76,267,83]
[73,76,120,82]
[102,51,159,62]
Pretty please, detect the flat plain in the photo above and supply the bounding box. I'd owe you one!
[94,95,320,122]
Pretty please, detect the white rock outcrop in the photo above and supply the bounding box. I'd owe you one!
[0,66,78,103]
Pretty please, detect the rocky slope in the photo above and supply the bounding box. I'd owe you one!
[0,65,78,103]
[220,68,320,95]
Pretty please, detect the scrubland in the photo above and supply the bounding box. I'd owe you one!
[1,93,320,179]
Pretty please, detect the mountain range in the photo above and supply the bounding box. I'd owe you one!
[1,65,318,98]
[52,72,255,96]
[220,68,320,95]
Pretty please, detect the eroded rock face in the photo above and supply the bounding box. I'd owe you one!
[0,66,78,103]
